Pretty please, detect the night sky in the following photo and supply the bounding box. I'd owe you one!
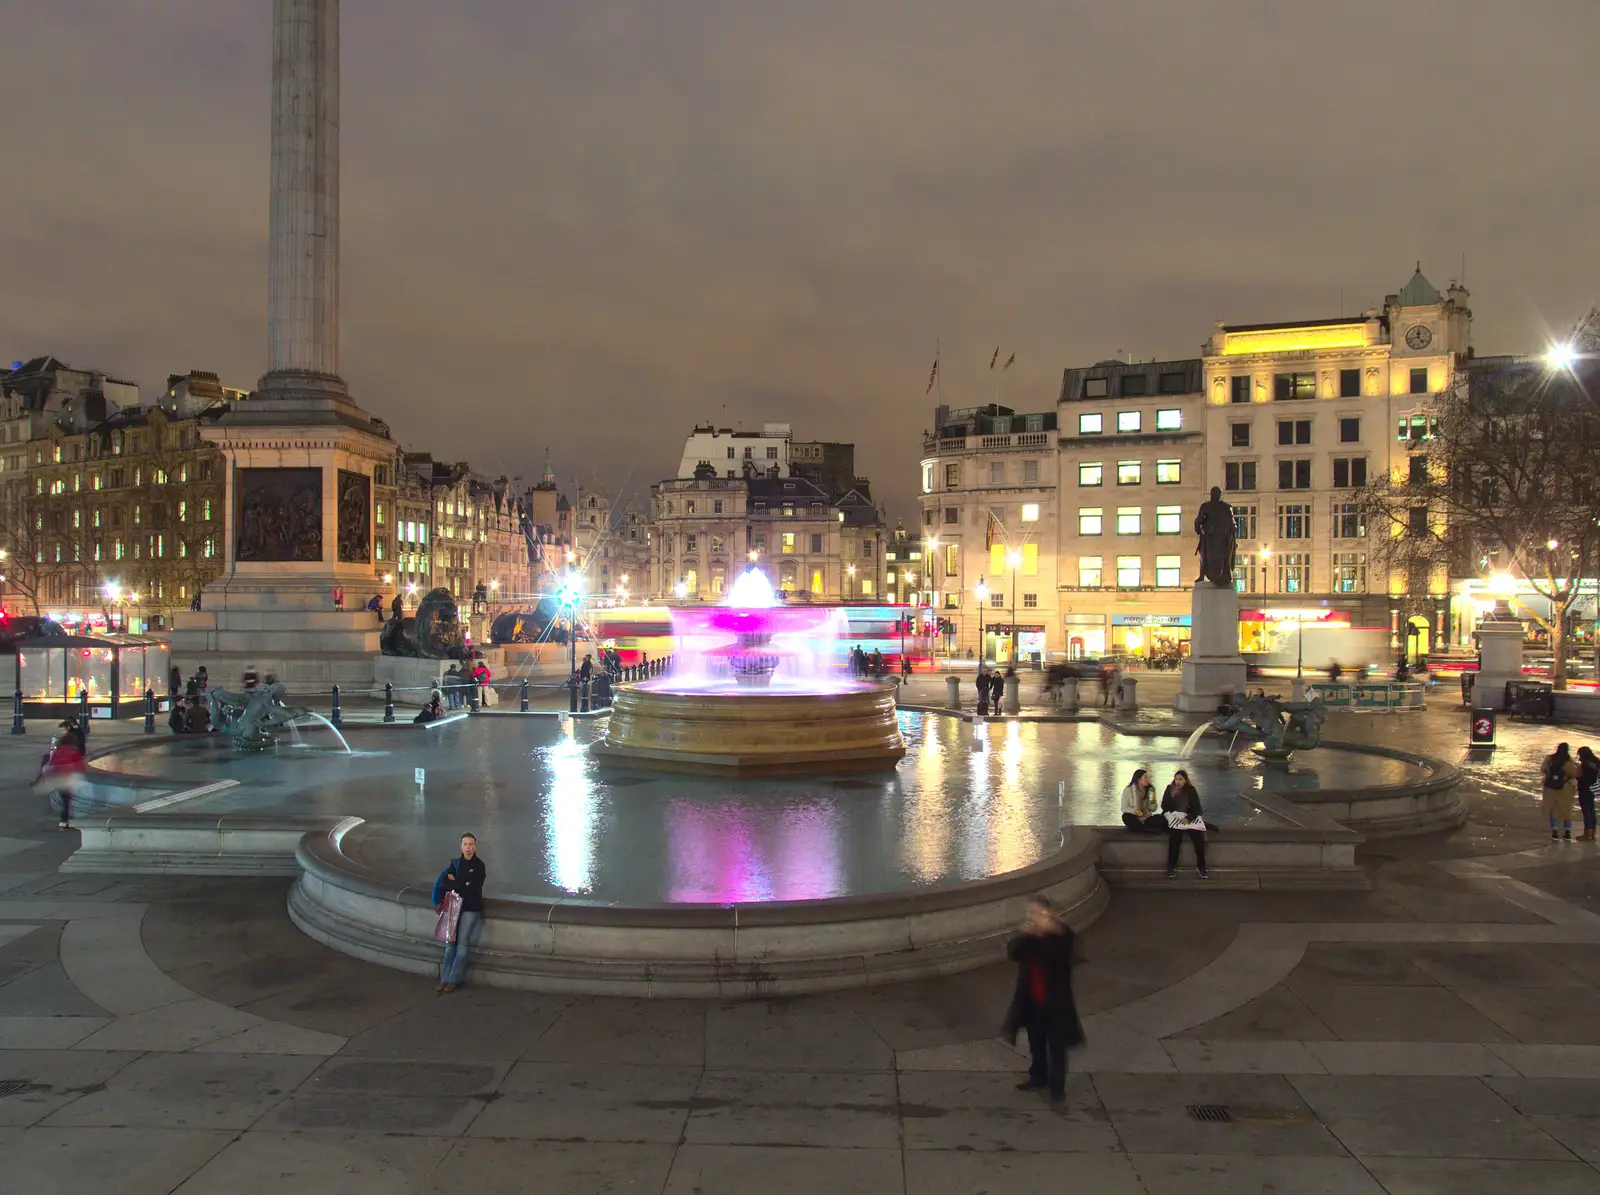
[3,0,1596,517]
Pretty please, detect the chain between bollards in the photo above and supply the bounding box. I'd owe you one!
[330,684,342,728]
[143,687,156,735]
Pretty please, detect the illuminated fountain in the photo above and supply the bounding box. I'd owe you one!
[592,569,905,775]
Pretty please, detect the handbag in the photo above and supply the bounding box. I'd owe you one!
[434,890,463,943]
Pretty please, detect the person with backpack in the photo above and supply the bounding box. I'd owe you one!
[1577,746,1600,842]
[1544,742,1581,841]
[434,833,486,993]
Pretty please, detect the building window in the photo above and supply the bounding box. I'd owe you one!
[781,532,795,554]
[1333,501,1365,539]
[1079,556,1103,587]
[1339,416,1361,443]
[860,578,874,596]
[1117,461,1141,486]
[1022,459,1039,483]
[1230,423,1251,447]
[989,544,1006,575]
[1224,461,1257,492]
[1157,373,1186,395]
[943,543,959,576]
[1274,372,1316,401]
[1116,507,1141,535]
[1156,410,1181,432]
[1079,507,1103,535]
[1332,457,1367,488]
[765,446,779,459]
[1277,419,1311,446]
[988,461,1006,484]
[810,533,822,553]
[1079,413,1103,434]
[1277,503,1311,539]
[1233,503,1257,540]
[944,463,963,488]
[1022,592,1038,608]
[1399,413,1438,442]
[1231,375,1252,403]
[1117,411,1142,433]
[1020,503,1039,522]
[1276,552,1310,593]
[1155,555,1181,587]
[944,507,958,524]
[1410,366,1429,395]
[710,534,725,554]
[1332,551,1367,593]
[1022,543,1038,575]
[1120,375,1147,397]
[1340,368,1361,398]
[1116,555,1142,587]
[1408,505,1430,535]
[1232,553,1258,593]
[1155,459,1181,485]
[686,500,696,514]
[1155,505,1181,535]
[1277,459,1312,489]
[1409,454,1429,485]
[1083,378,1108,398]
[1079,463,1103,487]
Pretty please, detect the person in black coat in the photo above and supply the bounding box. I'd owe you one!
[1001,895,1083,1102]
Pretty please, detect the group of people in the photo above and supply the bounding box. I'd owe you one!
[975,666,1015,715]
[1120,767,1210,878]
[848,645,887,678]
[1541,741,1600,841]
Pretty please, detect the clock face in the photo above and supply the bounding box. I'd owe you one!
[1405,324,1433,350]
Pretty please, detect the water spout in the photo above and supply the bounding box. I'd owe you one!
[1178,722,1211,759]
[296,711,353,754]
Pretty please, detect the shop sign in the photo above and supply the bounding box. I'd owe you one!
[989,625,1045,634]
[1110,614,1191,627]
[1238,608,1347,623]
[1062,613,1105,626]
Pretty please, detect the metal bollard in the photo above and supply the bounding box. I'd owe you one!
[520,679,529,712]
[568,676,579,713]
[144,687,156,734]
[331,684,342,728]
[79,689,90,733]
[580,679,591,713]
[470,684,480,713]
[10,688,23,735]
[383,682,395,723]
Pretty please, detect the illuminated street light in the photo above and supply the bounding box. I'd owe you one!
[673,578,688,600]
[1547,343,1578,371]
[1548,539,1560,551]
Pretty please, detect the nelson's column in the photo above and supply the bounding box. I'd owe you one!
[171,0,393,686]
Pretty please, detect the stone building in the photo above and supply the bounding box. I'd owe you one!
[917,403,1059,663]
[1055,359,1207,661]
[389,452,533,611]
[573,483,652,601]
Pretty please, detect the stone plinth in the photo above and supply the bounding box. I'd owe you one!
[1175,582,1247,713]
[1474,616,1526,711]
[592,683,905,776]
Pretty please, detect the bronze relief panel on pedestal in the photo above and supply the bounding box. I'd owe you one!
[337,470,371,564]
[236,467,323,563]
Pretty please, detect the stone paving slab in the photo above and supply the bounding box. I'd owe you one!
[1128,1152,1389,1195]
[1362,1157,1600,1194]
[40,1051,322,1131]
[1094,1072,1348,1158]
[0,1125,237,1195]
[168,1131,457,1195]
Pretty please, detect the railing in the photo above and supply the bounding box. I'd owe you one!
[923,431,1052,453]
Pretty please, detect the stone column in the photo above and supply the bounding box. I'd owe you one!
[264,0,344,396]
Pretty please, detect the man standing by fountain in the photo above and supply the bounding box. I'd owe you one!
[437,833,486,994]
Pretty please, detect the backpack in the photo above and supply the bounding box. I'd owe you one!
[431,857,460,906]
[1546,758,1570,790]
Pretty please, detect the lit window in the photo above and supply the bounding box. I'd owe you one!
[1155,505,1181,535]
[989,544,1005,575]
[1078,556,1103,587]
[1155,409,1181,431]
[1020,503,1040,522]
[1116,507,1141,535]
[1079,413,1103,435]
[1117,461,1141,485]
[1155,555,1181,587]
[1079,463,1103,487]
[1078,507,1103,535]
[1117,411,1141,433]
[1116,555,1141,586]
[1023,593,1038,608]
[1155,460,1181,484]
[1022,543,1038,575]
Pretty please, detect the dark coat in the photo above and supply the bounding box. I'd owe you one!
[1161,782,1203,821]
[1001,927,1084,1046]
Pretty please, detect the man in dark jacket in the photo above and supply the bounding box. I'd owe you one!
[1002,895,1082,1102]
[437,833,487,994]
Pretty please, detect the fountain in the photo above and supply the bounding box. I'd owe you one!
[1211,692,1327,761]
[592,569,905,775]
[207,683,353,754]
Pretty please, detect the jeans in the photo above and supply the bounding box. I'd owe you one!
[1167,828,1207,872]
[445,686,462,710]
[1025,1007,1069,1098]
[440,910,482,984]
[1581,792,1597,833]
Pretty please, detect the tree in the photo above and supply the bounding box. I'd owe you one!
[1356,311,1600,689]
[0,480,48,615]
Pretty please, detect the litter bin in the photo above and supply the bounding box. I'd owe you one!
[1470,706,1496,748]
[1508,681,1555,720]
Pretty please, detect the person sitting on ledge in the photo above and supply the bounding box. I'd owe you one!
[1120,768,1165,833]
[414,688,446,725]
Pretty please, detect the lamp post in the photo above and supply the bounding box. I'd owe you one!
[924,537,939,659]
[1006,550,1022,666]
[975,579,988,664]
[557,571,583,674]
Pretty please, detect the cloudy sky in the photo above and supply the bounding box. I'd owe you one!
[3,0,1596,516]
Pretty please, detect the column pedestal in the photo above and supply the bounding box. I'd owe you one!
[1175,583,1247,713]
[1474,616,1526,711]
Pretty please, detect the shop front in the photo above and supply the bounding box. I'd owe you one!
[1237,606,1350,655]
[986,624,1047,667]
[1062,613,1105,660]
[1109,613,1190,666]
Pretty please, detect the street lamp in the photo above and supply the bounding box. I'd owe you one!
[673,578,688,600]
[1006,550,1022,666]
[1547,343,1578,371]
[556,571,584,674]
[975,579,989,664]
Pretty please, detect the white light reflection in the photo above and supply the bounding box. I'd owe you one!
[903,716,953,882]
[989,720,1038,874]
[542,725,599,893]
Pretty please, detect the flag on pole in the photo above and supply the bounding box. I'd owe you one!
[925,355,939,395]
[985,512,1001,551]
[1003,352,1016,370]
[989,346,999,369]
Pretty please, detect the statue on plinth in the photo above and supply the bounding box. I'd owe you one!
[1194,486,1237,587]
[381,587,465,658]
